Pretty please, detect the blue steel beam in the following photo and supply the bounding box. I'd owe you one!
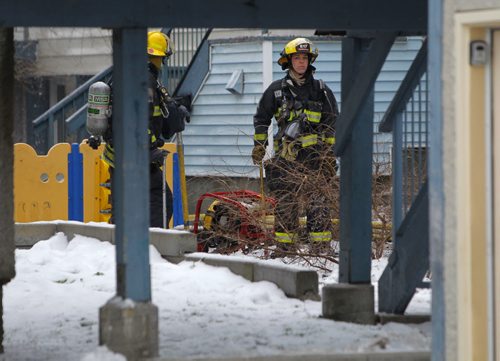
[334,33,395,157]
[338,37,374,284]
[112,28,152,302]
[0,0,426,33]
[378,182,429,313]
[174,30,211,97]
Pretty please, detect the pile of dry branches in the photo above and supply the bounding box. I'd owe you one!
[196,153,393,271]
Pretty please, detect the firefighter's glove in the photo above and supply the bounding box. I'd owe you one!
[252,144,266,165]
[150,148,169,167]
[87,136,101,150]
[280,139,298,161]
[155,138,165,148]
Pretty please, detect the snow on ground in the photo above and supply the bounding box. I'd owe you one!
[1,233,431,361]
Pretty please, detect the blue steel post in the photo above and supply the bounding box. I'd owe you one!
[68,143,83,221]
[0,28,16,353]
[338,37,374,284]
[112,28,151,302]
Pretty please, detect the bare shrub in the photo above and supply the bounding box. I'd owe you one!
[196,152,393,272]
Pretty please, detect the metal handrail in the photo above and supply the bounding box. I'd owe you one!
[172,28,212,95]
[379,38,427,133]
[379,38,429,234]
[65,103,88,134]
[32,66,112,126]
[377,38,430,315]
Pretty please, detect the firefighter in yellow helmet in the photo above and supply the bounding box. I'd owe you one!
[102,30,189,228]
[252,37,339,252]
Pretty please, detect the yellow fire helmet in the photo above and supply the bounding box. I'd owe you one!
[277,37,318,70]
[147,31,173,57]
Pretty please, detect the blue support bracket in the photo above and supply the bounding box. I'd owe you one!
[378,182,429,314]
[379,39,427,133]
[68,143,83,221]
[172,30,211,97]
[334,33,395,157]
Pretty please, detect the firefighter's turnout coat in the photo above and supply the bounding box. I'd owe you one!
[253,68,339,244]
[103,62,185,227]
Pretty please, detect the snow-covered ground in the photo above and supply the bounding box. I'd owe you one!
[1,232,431,361]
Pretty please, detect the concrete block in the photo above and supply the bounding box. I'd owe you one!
[14,221,197,263]
[322,284,375,325]
[184,253,256,281]
[367,352,430,361]
[56,222,114,244]
[150,230,196,263]
[377,313,431,325]
[15,222,57,247]
[183,254,319,300]
[254,263,319,300]
[99,297,158,360]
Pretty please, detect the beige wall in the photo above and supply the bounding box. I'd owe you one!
[440,2,459,361]
[493,30,500,361]
[456,0,500,10]
[442,1,500,359]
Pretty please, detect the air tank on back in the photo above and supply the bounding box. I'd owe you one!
[87,81,111,137]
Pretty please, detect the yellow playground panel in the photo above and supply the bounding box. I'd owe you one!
[80,142,177,225]
[14,143,71,222]
[79,142,112,223]
[14,142,178,226]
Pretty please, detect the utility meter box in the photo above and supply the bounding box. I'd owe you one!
[470,40,489,66]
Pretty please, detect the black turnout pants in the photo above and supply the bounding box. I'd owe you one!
[265,155,331,237]
[109,164,173,228]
